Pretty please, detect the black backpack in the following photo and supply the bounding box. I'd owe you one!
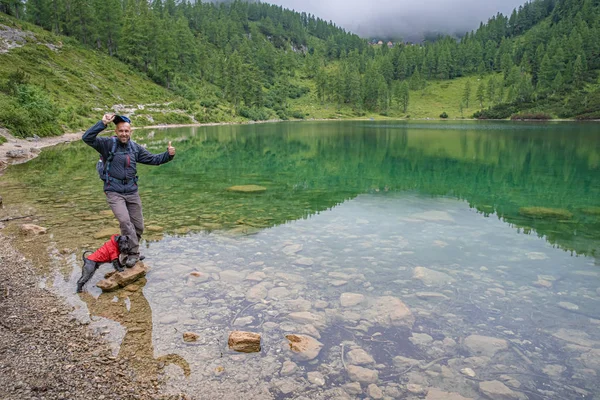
[96,137,118,181]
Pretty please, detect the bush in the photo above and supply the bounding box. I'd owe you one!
[439,111,448,118]
[238,107,271,121]
[199,98,219,108]
[0,85,61,137]
[290,110,305,119]
[510,113,552,120]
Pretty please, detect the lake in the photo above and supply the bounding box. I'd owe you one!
[1,120,599,399]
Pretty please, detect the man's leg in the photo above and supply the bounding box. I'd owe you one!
[124,192,144,263]
[105,191,137,247]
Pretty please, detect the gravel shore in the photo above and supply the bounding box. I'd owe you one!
[0,233,181,400]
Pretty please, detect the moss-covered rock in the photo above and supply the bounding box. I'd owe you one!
[227,185,267,193]
[519,207,573,220]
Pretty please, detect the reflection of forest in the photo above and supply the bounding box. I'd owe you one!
[80,278,190,381]
[2,122,599,257]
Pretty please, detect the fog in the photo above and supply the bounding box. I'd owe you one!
[264,0,527,41]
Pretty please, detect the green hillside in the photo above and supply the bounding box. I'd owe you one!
[1,0,600,138]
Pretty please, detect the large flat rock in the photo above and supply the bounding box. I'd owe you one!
[97,263,149,292]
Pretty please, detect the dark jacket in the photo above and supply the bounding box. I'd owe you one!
[83,121,173,193]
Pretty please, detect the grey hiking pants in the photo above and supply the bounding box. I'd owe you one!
[105,191,144,255]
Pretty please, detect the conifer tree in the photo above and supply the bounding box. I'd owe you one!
[463,81,472,108]
[476,81,485,107]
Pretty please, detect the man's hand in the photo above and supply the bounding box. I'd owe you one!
[102,113,115,126]
[167,141,176,156]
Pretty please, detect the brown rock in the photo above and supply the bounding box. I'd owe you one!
[285,334,323,361]
[479,380,521,400]
[97,263,149,292]
[183,332,200,342]
[20,224,47,235]
[228,331,261,353]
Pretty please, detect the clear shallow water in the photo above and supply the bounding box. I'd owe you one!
[1,121,600,399]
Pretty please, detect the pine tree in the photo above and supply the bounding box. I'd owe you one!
[463,80,471,108]
[476,81,485,107]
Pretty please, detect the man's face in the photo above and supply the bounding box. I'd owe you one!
[115,122,131,143]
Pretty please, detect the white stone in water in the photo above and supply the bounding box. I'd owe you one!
[314,300,328,309]
[282,244,303,255]
[294,257,314,266]
[233,316,254,327]
[280,360,297,376]
[366,384,384,399]
[579,349,600,369]
[285,334,323,361]
[346,365,378,384]
[245,271,266,281]
[286,298,312,311]
[268,286,291,299]
[307,371,325,386]
[406,384,426,395]
[416,292,449,300]
[246,283,268,302]
[413,266,456,286]
[340,293,365,307]
[287,312,325,327]
[460,368,476,377]
[331,280,348,287]
[363,296,415,328]
[299,324,321,339]
[558,301,579,311]
[464,335,508,357]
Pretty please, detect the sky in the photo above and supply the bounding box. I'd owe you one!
[264,0,527,41]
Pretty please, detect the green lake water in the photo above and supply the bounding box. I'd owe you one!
[1,120,600,399]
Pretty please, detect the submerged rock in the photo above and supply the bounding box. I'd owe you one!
[413,266,456,286]
[340,293,365,307]
[228,331,261,353]
[227,185,267,193]
[285,334,323,361]
[425,388,473,400]
[183,332,200,342]
[479,380,524,400]
[20,224,47,235]
[93,227,120,240]
[463,335,508,357]
[519,206,573,220]
[97,263,148,292]
[346,348,375,366]
[363,296,415,328]
[346,365,378,384]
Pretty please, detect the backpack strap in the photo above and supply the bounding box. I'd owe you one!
[103,137,118,182]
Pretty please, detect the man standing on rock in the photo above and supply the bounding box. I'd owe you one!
[83,113,175,267]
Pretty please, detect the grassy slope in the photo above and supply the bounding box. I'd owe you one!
[0,14,177,132]
[290,74,488,120]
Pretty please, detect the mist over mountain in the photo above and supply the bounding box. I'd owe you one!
[263,0,527,41]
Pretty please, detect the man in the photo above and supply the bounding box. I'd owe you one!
[83,113,175,267]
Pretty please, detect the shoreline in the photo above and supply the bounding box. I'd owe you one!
[0,116,594,172]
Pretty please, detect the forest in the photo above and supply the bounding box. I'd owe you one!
[1,0,600,136]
